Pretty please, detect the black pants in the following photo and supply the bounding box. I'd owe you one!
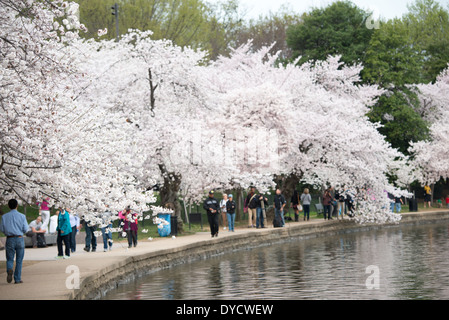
[324,205,331,219]
[70,226,77,252]
[57,231,70,257]
[127,230,137,247]
[303,204,310,220]
[207,213,219,236]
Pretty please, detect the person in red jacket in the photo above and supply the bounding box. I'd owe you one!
[119,207,138,248]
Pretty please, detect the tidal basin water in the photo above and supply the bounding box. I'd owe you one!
[103,221,449,300]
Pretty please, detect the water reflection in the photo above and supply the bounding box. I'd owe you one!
[103,222,449,300]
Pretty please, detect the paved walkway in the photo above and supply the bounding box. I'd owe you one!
[0,210,447,300]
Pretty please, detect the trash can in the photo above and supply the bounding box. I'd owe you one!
[170,215,178,236]
[409,198,418,212]
[157,213,171,237]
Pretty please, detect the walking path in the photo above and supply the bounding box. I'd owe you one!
[0,210,448,300]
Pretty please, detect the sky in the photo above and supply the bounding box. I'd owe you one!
[231,0,449,20]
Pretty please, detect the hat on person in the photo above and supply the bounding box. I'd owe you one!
[209,190,214,195]
[228,194,233,198]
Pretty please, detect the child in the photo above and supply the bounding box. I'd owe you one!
[445,195,449,209]
[437,198,443,208]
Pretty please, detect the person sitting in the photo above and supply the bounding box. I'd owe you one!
[25,216,47,248]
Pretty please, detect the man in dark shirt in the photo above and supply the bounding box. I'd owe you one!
[203,190,220,237]
[256,193,268,229]
[274,189,287,227]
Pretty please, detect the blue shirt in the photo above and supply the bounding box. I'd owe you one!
[0,209,28,236]
[57,211,72,235]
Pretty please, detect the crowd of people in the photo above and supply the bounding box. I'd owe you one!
[202,186,363,238]
[0,198,143,284]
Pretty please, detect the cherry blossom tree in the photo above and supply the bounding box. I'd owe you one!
[200,44,409,223]
[1,1,155,221]
[409,66,449,184]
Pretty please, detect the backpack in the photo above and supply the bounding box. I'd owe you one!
[37,234,47,248]
[273,215,282,228]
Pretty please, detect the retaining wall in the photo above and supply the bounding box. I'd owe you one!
[73,211,449,300]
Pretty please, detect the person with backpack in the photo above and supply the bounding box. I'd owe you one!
[274,189,287,227]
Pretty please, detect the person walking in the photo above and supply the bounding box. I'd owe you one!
[226,194,236,232]
[203,190,220,237]
[424,184,432,208]
[274,189,287,227]
[394,196,404,213]
[291,189,301,222]
[69,210,80,253]
[300,189,312,221]
[101,205,113,252]
[123,208,138,248]
[328,186,338,219]
[256,193,268,228]
[220,194,228,231]
[37,197,51,234]
[345,188,356,217]
[83,211,97,252]
[0,199,28,284]
[245,187,258,228]
[323,189,333,220]
[56,208,71,259]
[25,216,47,248]
[335,188,346,221]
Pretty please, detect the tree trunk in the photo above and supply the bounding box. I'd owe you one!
[235,187,243,221]
[158,164,184,233]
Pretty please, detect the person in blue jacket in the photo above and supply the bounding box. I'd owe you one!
[56,207,72,259]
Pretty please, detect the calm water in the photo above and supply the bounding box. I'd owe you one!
[103,222,449,300]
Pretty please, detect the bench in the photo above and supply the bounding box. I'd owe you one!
[24,233,58,247]
[315,203,324,216]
